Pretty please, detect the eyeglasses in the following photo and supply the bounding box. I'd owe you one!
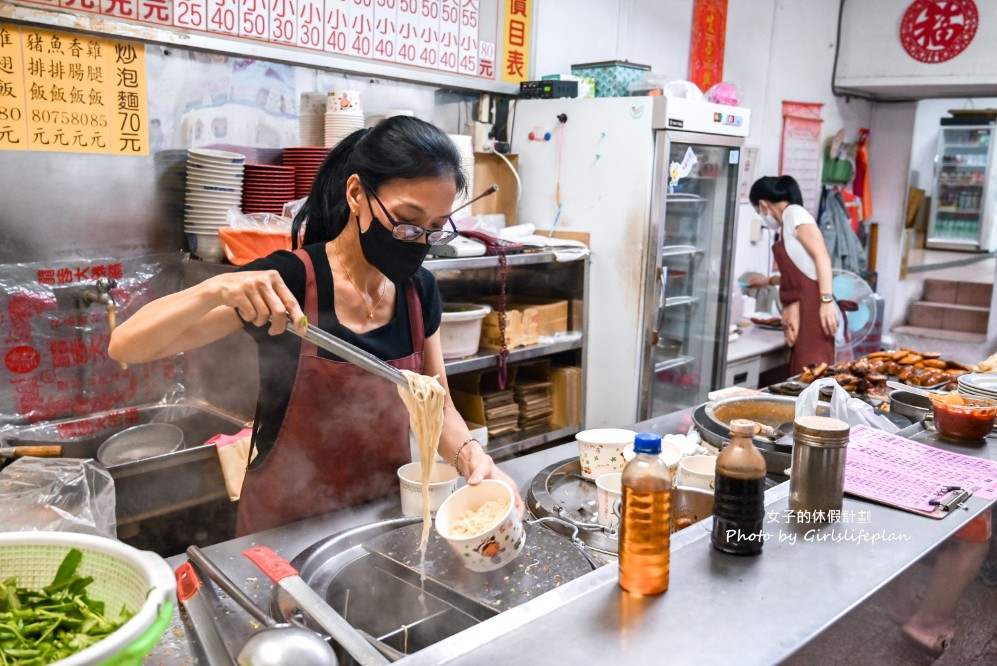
[364,184,460,246]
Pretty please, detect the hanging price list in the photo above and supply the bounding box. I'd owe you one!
[13,0,498,81]
[0,22,148,154]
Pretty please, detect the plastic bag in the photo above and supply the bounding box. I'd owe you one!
[705,81,741,106]
[0,458,116,537]
[796,377,899,432]
[225,207,292,231]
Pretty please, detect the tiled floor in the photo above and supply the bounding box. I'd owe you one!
[782,540,997,665]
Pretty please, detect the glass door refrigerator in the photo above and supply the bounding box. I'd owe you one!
[927,119,997,252]
[514,97,748,426]
[642,135,741,417]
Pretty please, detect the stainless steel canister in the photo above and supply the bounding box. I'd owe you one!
[789,415,850,517]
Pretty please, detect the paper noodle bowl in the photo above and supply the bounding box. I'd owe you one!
[576,428,637,479]
[435,480,524,572]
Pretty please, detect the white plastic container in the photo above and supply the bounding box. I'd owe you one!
[439,303,492,359]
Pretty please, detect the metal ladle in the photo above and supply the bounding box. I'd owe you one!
[186,546,338,666]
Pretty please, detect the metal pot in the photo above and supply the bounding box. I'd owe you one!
[97,423,184,466]
[671,486,714,533]
[704,395,797,444]
[889,390,932,424]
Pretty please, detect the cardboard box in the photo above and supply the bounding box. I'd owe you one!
[513,298,569,337]
[449,367,521,440]
[479,306,540,349]
[472,152,519,227]
[479,297,569,349]
[550,365,583,428]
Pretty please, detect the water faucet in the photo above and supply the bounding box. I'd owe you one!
[81,278,126,370]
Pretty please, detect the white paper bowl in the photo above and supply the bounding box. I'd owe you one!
[435,479,524,572]
[679,454,717,491]
[622,440,682,484]
[397,461,459,517]
[595,472,622,528]
[576,428,637,479]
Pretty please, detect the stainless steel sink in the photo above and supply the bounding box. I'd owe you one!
[271,516,596,662]
[2,399,247,526]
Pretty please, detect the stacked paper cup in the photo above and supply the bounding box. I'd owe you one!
[298,92,326,146]
[324,90,365,148]
[448,134,475,220]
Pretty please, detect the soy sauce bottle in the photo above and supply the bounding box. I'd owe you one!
[711,419,767,555]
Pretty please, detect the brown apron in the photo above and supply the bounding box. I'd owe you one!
[772,238,835,375]
[236,249,423,536]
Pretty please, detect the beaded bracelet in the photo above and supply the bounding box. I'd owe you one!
[452,438,478,476]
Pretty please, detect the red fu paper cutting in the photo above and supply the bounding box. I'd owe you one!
[844,425,997,517]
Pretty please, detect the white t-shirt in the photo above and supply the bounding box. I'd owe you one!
[780,204,818,281]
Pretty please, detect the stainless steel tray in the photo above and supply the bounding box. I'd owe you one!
[527,459,622,555]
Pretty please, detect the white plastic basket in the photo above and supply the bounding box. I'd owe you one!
[0,531,176,666]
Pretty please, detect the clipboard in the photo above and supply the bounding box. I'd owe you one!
[843,425,997,519]
[845,483,972,519]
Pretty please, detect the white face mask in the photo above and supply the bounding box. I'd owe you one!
[762,214,780,231]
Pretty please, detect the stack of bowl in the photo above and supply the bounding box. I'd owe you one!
[184,148,245,262]
[282,147,330,199]
[298,92,326,146]
[241,164,296,215]
[324,90,365,148]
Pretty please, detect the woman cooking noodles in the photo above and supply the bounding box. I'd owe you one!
[746,175,839,374]
[109,116,523,535]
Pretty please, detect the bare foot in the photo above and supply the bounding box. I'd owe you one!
[901,621,954,658]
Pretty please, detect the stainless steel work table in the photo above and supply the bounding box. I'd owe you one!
[149,413,996,665]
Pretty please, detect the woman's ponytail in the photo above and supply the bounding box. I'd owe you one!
[292,128,369,249]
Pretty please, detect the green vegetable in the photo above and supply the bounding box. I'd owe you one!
[0,549,133,666]
[298,314,309,328]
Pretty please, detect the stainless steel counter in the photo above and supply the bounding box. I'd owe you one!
[149,411,996,665]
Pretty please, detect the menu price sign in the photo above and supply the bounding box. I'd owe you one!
[0,22,148,154]
[13,0,502,84]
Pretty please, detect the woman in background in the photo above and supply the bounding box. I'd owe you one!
[746,175,838,374]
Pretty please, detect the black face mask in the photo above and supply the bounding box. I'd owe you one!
[357,215,429,283]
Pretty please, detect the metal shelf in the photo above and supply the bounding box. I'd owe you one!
[425,250,584,272]
[664,296,698,308]
[661,244,701,257]
[486,425,581,461]
[443,338,584,375]
[654,356,695,373]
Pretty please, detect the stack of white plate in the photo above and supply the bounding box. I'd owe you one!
[957,373,997,400]
[185,148,245,262]
[299,92,326,146]
[325,90,364,148]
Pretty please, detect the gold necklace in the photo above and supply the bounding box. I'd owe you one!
[332,241,387,319]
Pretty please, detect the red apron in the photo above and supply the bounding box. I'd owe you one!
[772,238,835,375]
[236,249,423,536]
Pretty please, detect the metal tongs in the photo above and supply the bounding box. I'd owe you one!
[286,322,408,389]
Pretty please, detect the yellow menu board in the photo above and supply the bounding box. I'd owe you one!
[0,23,148,155]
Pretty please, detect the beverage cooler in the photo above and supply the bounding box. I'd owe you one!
[927,118,997,252]
[514,97,749,426]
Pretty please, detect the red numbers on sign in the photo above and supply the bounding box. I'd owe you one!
[175,0,204,28]
[352,34,371,56]
[210,6,235,32]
